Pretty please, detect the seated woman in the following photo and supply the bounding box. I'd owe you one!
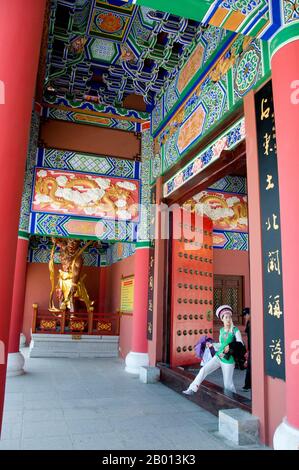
[183,305,244,395]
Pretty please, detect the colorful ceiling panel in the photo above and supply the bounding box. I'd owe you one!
[89,5,134,41]
[45,0,224,110]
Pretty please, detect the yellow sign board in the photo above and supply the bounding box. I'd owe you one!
[120,276,134,313]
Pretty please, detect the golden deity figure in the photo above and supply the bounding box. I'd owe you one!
[49,238,94,314]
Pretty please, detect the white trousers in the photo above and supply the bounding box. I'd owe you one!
[189,355,236,393]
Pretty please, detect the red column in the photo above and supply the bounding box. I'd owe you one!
[125,246,150,373]
[0,0,46,434]
[271,26,299,448]
[148,177,166,366]
[7,237,29,375]
[98,266,107,312]
[244,92,268,443]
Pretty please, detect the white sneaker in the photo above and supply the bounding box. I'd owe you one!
[182,388,195,396]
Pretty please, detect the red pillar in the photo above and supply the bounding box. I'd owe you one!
[244,91,268,443]
[7,237,29,376]
[98,266,107,312]
[0,0,46,435]
[125,246,150,373]
[271,24,299,449]
[148,177,166,366]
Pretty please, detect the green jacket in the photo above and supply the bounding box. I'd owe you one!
[216,327,241,364]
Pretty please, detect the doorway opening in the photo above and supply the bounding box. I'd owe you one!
[159,136,252,415]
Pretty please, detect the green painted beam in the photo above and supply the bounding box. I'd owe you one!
[136,0,213,22]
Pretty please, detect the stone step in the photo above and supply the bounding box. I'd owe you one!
[29,333,119,358]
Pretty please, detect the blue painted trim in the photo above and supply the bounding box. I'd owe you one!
[37,147,44,166]
[206,187,247,196]
[42,149,138,178]
[87,0,96,32]
[126,36,141,59]
[213,229,248,236]
[29,212,36,234]
[42,107,49,118]
[271,0,282,28]
[203,0,224,24]
[134,160,140,179]
[45,97,149,120]
[260,0,282,40]
[243,5,268,35]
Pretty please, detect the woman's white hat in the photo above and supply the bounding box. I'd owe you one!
[216,305,233,320]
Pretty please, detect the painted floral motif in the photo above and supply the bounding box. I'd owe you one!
[191,158,203,175]
[222,0,259,14]
[165,79,180,114]
[212,136,228,159]
[235,46,260,96]
[174,174,184,188]
[240,119,246,139]
[284,0,299,23]
[70,36,87,55]
[96,12,123,33]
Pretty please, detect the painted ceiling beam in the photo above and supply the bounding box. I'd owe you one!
[132,0,213,23]
[130,0,283,41]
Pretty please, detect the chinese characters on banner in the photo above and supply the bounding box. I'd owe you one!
[255,80,285,380]
[147,185,156,340]
[147,249,155,340]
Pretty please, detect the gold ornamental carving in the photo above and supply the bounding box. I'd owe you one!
[97,321,112,332]
[40,320,57,330]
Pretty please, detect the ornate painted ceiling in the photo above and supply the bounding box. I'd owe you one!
[44,0,224,110]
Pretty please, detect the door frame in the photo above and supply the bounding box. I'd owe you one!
[161,135,246,365]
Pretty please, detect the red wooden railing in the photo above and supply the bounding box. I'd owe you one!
[32,304,120,336]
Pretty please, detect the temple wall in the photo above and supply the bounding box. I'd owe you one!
[213,249,250,308]
[105,254,135,359]
[39,119,141,159]
[22,263,100,344]
[266,377,286,445]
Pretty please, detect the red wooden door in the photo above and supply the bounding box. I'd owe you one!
[170,208,214,367]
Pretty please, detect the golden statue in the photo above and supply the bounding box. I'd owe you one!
[49,238,94,314]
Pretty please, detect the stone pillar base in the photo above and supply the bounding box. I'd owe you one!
[20,333,26,348]
[7,352,25,377]
[125,351,149,375]
[139,366,160,384]
[219,408,259,446]
[274,418,299,450]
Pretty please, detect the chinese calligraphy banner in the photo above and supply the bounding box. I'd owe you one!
[255,80,285,380]
[147,247,155,341]
[147,185,156,340]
